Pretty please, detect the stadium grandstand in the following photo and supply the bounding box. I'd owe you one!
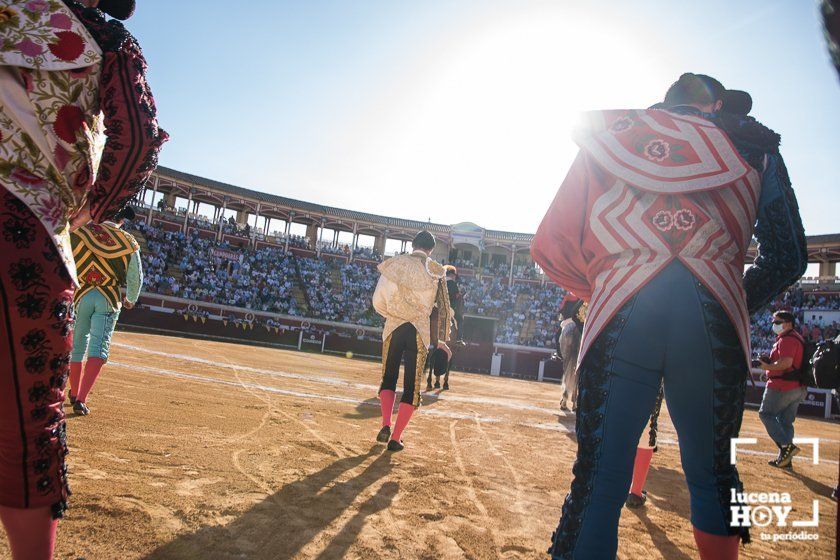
[122,166,840,380]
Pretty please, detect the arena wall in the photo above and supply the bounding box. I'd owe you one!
[120,294,838,419]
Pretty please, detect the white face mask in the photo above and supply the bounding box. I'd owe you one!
[772,323,785,335]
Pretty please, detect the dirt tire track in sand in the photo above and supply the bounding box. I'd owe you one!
[449,420,503,557]
[221,352,401,558]
[472,414,527,527]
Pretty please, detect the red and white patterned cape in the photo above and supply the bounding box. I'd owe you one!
[532,109,761,365]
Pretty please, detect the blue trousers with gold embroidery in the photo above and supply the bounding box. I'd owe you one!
[71,290,120,362]
[549,261,750,559]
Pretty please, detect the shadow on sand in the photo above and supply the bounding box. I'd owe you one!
[627,507,695,560]
[343,391,442,421]
[143,446,395,560]
[782,466,837,498]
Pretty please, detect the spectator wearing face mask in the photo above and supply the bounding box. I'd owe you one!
[756,310,807,470]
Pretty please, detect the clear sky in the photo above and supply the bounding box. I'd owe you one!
[130,0,839,235]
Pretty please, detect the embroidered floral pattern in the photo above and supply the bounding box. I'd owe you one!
[0,5,20,29]
[9,258,44,291]
[1,191,73,518]
[0,1,101,282]
[47,30,85,61]
[644,138,671,161]
[16,292,47,319]
[0,0,100,67]
[673,208,696,231]
[49,12,72,30]
[652,209,696,232]
[26,1,49,13]
[53,104,85,143]
[609,116,633,134]
[16,38,43,56]
[88,223,116,245]
[3,212,37,248]
[652,210,673,232]
[81,266,106,285]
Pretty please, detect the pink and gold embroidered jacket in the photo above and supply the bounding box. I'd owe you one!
[532,109,761,366]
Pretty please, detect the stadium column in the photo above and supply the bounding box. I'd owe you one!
[217,196,228,242]
[146,175,159,225]
[182,187,193,232]
[253,203,261,248]
[317,219,325,256]
[285,212,293,252]
[509,245,516,285]
[350,223,358,262]
[305,222,319,250]
[374,231,386,256]
[819,260,836,279]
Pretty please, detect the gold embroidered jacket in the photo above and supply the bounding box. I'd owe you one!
[372,251,452,348]
[71,222,138,309]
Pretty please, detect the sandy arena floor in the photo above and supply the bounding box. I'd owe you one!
[1,332,837,559]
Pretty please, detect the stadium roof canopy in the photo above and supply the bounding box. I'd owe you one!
[149,166,536,249]
[147,166,840,260]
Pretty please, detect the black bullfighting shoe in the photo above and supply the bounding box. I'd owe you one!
[376,426,391,443]
[387,439,404,452]
[442,382,449,390]
[625,491,647,509]
[73,401,90,416]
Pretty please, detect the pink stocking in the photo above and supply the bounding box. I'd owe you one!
[76,357,105,403]
[379,390,396,428]
[69,362,83,398]
[630,447,654,496]
[390,403,416,442]
[0,505,58,560]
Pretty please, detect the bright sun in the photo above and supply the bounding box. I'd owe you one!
[334,7,672,232]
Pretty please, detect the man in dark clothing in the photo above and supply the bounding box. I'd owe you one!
[426,265,461,391]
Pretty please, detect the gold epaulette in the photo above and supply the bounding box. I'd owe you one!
[426,258,445,279]
[577,302,588,323]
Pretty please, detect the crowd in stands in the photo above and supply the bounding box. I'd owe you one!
[133,221,188,295]
[318,242,352,256]
[456,275,566,347]
[128,219,840,353]
[446,258,540,280]
[750,285,840,357]
[353,246,382,261]
[287,235,310,249]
